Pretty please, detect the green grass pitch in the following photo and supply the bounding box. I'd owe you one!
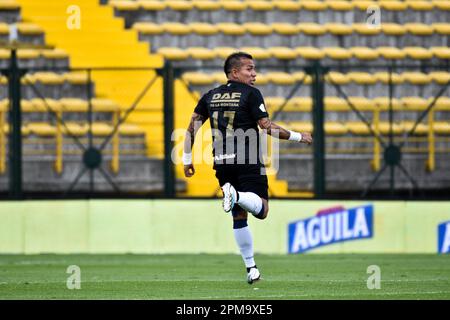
[1,254,449,299]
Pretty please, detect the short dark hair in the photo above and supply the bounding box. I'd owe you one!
[224,52,253,76]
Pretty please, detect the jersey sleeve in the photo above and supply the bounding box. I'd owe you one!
[193,94,209,119]
[248,88,269,120]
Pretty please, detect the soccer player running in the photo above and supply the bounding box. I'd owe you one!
[183,52,312,284]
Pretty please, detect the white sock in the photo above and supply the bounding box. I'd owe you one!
[233,226,256,268]
[237,191,263,216]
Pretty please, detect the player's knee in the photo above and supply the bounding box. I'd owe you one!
[260,199,269,220]
[233,210,248,220]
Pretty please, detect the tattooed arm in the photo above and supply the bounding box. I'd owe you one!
[184,112,206,177]
[257,117,313,144]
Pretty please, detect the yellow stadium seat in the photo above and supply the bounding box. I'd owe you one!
[40,49,68,60]
[289,121,313,133]
[181,72,215,86]
[434,122,450,135]
[3,124,30,136]
[213,47,238,59]
[322,47,352,60]
[352,1,378,11]
[0,23,9,35]
[274,1,301,11]
[352,23,381,35]
[288,97,313,111]
[381,23,407,36]
[61,122,89,136]
[27,122,56,136]
[379,1,408,11]
[325,0,354,11]
[298,23,327,36]
[401,121,428,135]
[401,96,429,110]
[295,47,325,60]
[30,98,62,112]
[292,72,312,84]
[239,47,271,59]
[186,47,216,60]
[157,47,189,60]
[242,23,273,35]
[189,23,219,35]
[212,72,227,84]
[133,22,164,35]
[138,1,166,11]
[324,23,353,36]
[21,74,36,85]
[271,23,300,35]
[216,23,246,36]
[162,22,192,35]
[324,97,348,110]
[377,47,406,60]
[192,0,221,11]
[247,1,274,11]
[432,97,450,110]
[347,96,376,111]
[378,122,404,135]
[63,72,89,85]
[325,122,348,135]
[301,1,328,11]
[268,47,297,60]
[433,23,450,35]
[428,71,450,85]
[349,47,380,60]
[404,23,434,36]
[91,123,114,136]
[0,49,10,59]
[17,23,43,35]
[406,1,434,11]
[347,72,378,85]
[110,0,140,11]
[266,72,296,85]
[60,98,88,112]
[430,47,450,59]
[119,124,146,136]
[0,0,19,10]
[403,47,433,60]
[346,121,372,135]
[326,72,350,85]
[373,72,404,84]
[219,0,248,11]
[401,72,431,85]
[254,74,270,85]
[265,97,286,111]
[17,49,40,59]
[431,0,450,11]
[91,98,120,112]
[373,97,403,110]
[33,72,64,85]
[0,75,7,85]
[165,0,194,11]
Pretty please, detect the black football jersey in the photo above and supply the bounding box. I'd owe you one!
[194,80,269,167]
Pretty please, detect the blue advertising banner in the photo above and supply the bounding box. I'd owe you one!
[288,205,374,254]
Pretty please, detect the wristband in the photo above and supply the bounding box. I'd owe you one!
[288,131,302,142]
[182,152,192,165]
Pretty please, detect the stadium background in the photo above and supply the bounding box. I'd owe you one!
[0,0,449,299]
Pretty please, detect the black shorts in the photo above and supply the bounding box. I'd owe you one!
[215,164,268,201]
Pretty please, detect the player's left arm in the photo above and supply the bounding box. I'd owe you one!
[183,112,207,177]
[257,117,313,144]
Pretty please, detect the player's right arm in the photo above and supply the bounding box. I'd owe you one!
[183,112,207,177]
